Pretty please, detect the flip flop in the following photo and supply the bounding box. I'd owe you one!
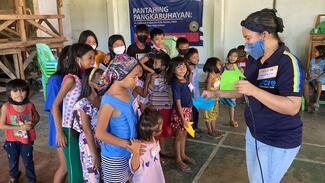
[230,121,239,128]
[176,161,192,172]
[183,157,196,165]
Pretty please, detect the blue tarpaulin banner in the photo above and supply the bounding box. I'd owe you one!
[128,0,203,46]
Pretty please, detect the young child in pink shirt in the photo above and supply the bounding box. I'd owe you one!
[129,108,165,183]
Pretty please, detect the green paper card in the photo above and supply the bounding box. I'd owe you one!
[220,66,245,90]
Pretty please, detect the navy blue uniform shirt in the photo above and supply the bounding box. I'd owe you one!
[244,43,305,148]
[171,79,193,108]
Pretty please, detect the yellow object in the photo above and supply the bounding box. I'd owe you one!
[94,50,107,68]
[204,75,220,121]
[204,101,219,122]
[184,122,195,138]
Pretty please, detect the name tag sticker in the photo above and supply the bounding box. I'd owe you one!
[257,66,278,80]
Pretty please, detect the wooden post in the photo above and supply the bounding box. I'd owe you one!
[17,52,25,79]
[16,0,27,42]
[13,53,21,79]
[56,0,64,37]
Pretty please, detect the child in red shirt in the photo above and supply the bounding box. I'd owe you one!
[0,79,40,183]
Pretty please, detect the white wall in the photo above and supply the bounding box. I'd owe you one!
[223,0,325,65]
[223,0,273,61]
[67,0,109,51]
[276,0,325,64]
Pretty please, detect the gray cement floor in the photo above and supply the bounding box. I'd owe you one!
[1,91,325,183]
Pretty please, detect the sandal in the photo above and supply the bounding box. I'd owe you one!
[176,161,192,172]
[212,131,224,139]
[230,121,239,128]
[183,157,196,165]
[313,102,320,108]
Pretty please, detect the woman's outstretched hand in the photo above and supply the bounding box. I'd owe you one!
[201,90,215,99]
[235,80,259,96]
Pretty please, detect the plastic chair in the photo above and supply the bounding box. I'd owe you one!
[36,43,58,99]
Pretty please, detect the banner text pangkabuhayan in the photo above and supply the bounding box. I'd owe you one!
[132,6,192,21]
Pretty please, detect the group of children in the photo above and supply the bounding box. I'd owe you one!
[0,23,250,183]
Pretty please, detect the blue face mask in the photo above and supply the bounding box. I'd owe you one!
[245,39,264,60]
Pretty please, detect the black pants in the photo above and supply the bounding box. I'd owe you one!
[192,106,199,130]
[3,141,36,182]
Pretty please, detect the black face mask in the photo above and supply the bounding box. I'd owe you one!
[188,61,197,66]
[179,48,189,56]
[154,68,163,74]
[8,97,29,105]
[137,35,148,43]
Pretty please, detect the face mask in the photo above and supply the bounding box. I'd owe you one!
[188,61,197,66]
[113,46,125,55]
[154,68,163,74]
[91,44,97,50]
[244,39,264,60]
[137,35,147,43]
[8,97,29,106]
[179,48,189,56]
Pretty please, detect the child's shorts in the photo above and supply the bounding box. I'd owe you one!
[204,100,219,122]
[219,98,236,107]
[159,108,173,138]
[170,107,192,131]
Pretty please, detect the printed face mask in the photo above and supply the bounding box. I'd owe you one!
[113,46,125,55]
[244,39,264,60]
[91,44,97,50]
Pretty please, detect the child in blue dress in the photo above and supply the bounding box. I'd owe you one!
[95,55,142,183]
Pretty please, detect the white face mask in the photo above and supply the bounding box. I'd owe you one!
[91,44,97,50]
[113,46,125,55]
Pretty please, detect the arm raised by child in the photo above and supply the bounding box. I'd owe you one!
[140,56,155,74]
[0,103,31,131]
[143,72,155,97]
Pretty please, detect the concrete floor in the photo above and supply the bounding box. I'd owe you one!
[0,91,325,183]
